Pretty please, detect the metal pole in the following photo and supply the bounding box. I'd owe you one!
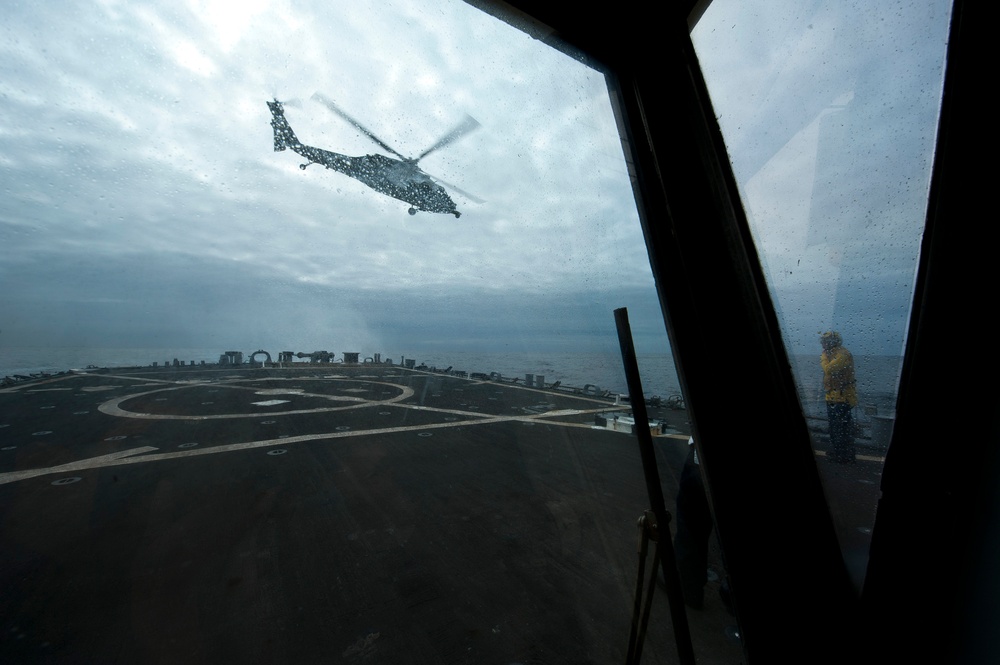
[615,307,695,665]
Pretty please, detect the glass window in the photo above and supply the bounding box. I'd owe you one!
[0,2,714,662]
[692,0,952,589]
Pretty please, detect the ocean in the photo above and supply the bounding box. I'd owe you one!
[1,346,901,416]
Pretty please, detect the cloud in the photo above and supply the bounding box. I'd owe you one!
[0,0,950,366]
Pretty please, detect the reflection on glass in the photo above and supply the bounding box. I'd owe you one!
[0,1,706,663]
[692,0,952,589]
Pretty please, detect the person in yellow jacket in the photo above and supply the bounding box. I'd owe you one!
[820,331,857,463]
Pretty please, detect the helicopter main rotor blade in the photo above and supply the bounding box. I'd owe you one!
[416,115,481,162]
[428,173,485,205]
[311,92,407,160]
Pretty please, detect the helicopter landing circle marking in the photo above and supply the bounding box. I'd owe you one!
[98,378,415,421]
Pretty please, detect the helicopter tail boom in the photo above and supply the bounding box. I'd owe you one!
[267,100,300,152]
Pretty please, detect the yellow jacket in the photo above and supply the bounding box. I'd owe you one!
[821,347,857,406]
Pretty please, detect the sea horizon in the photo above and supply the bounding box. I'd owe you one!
[2,346,901,416]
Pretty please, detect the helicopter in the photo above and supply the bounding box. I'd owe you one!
[267,94,482,218]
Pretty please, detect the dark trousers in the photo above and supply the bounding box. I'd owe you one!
[827,401,856,462]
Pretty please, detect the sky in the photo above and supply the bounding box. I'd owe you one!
[0,0,951,361]
[692,0,952,355]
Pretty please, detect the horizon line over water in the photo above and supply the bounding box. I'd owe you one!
[3,347,901,411]
[0,347,684,398]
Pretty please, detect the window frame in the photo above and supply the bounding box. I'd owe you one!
[483,0,989,661]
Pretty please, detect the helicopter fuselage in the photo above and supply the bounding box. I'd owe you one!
[268,101,461,217]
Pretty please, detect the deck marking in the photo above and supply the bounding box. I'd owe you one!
[0,446,160,485]
[98,379,415,421]
[0,414,701,486]
[0,416,523,484]
[0,376,703,485]
[0,373,80,393]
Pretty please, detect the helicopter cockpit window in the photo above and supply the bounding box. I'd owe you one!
[691,0,952,590]
[0,1,713,663]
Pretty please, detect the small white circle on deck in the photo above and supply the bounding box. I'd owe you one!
[51,477,82,486]
[32,431,53,436]
[267,449,287,455]
[178,442,199,449]
[105,436,127,441]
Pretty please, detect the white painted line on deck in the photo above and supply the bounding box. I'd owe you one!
[0,376,696,486]
[0,405,628,485]
[0,446,160,484]
[98,380,416,421]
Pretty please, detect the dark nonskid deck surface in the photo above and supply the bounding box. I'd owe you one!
[0,366,748,663]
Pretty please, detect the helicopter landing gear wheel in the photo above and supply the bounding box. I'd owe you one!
[408,207,417,216]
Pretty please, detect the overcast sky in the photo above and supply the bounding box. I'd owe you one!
[1,0,951,360]
[693,0,951,355]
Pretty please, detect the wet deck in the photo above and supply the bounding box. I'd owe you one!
[0,364,877,663]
